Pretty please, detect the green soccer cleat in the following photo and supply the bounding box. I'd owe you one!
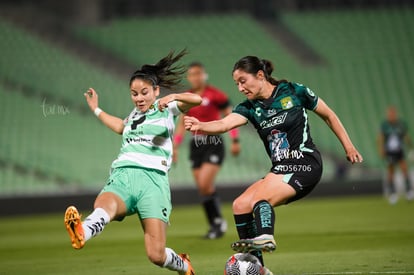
[231,234,276,253]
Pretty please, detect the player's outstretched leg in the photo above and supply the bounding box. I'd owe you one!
[144,218,195,275]
[161,248,195,275]
[232,200,277,253]
[64,206,110,249]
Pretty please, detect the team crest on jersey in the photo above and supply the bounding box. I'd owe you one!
[280,96,294,110]
[146,104,157,115]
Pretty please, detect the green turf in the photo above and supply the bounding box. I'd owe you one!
[0,195,413,274]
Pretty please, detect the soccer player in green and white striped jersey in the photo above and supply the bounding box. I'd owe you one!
[64,51,201,275]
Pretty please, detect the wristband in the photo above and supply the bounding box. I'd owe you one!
[94,107,103,117]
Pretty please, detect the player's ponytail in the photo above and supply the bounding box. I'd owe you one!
[232,56,286,86]
[261,59,274,76]
[130,49,187,90]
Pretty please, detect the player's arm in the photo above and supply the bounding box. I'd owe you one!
[314,98,363,164]
[221,106,241,156]
[172,114,186,163]
[173,114,186,147]
[158,92,202,113]
[84,88,124,135]
[184,113,247,135]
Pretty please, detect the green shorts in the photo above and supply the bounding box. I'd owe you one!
[101,167,172,223]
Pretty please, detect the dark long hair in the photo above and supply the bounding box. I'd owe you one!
[232,56,286,86]
[129,49,187,90]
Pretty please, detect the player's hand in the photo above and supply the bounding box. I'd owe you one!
[158,94,176,112]
[84,88,99,112]
[184,116,201,132]
[345,147,363,164]
[231,141,241,157]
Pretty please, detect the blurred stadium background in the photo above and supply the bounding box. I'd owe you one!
[0,0,413,213]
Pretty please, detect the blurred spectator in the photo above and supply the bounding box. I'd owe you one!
[378,106,413,204]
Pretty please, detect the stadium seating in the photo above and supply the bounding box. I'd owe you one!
[0,20,130,116]
[0,19,130,195]
[0,19,275,195]
[74,8,414,167]
[74,14,337,186]
[0,84,120,194]
[2,8,413,195]
[281,8,414,165]
[0,165,60,196]
[73,14,297,105]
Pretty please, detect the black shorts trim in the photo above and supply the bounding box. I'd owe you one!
[189,135,225,169]
[270,152,323,203]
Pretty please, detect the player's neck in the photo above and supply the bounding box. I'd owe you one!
[192,85,206,95]
[257,83,276,100]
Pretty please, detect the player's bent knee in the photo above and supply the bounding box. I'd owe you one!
[232,196,251,213]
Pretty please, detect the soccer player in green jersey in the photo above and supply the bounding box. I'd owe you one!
[378,106,413,204]
[64,51,201,275]
[184,56,363,273]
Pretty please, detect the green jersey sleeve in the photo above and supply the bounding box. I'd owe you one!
[233,100,252,121]
[293,83,319,110]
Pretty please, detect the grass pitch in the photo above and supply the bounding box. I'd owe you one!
[0,195,413,275]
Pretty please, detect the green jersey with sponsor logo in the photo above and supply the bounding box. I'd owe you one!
[111,100,181,173]
[233,82,319,164]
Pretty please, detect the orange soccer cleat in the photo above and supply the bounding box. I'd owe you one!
[178,253,195,275]
[64,206,85,249]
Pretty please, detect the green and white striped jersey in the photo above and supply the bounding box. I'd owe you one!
[111,100,181,174]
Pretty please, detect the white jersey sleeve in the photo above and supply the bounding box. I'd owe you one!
[168,101,181,116]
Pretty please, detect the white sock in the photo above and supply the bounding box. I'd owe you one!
[82,208,110,242]
[163,247,188,272]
